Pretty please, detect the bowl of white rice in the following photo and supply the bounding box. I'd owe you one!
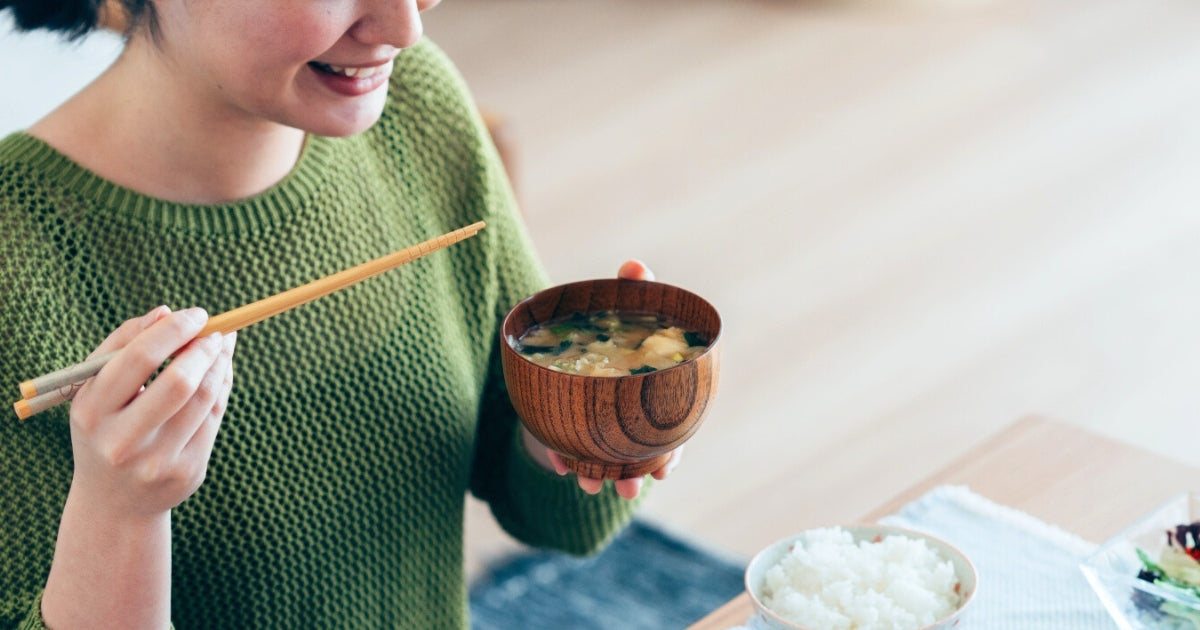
[740,525,976,630]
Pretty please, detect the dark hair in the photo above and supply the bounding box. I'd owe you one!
[0,0,155,40]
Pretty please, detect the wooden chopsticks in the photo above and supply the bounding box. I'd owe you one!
[12,221,486,420]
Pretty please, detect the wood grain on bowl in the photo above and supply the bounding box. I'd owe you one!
[501,279,722,479]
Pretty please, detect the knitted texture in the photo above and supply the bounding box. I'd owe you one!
[0,39,639,630]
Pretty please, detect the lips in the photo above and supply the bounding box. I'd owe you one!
[308,60,393,97]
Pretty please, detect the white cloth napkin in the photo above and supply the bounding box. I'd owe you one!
[879,485,1115,629]
[729,485,1116,629]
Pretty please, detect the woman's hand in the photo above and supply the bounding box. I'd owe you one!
[68,305,236,519]
[42,306,237,630]
[531,259,685,500]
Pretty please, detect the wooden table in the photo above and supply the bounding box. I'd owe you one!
[687,415,1200,629]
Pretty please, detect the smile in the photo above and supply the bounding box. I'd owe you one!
[309,62,390,79]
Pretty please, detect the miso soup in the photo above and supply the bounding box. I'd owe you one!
[512,310,709,377]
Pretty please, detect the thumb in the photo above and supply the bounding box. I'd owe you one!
[617,259,655,281]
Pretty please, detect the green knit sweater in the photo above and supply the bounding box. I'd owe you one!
[0,40,639,629]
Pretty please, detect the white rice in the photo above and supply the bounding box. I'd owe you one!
[751,527,962,630]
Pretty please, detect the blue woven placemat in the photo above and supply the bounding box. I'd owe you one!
[469,519,746,630]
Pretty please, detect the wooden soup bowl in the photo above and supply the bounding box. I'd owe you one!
[500,279,722,480]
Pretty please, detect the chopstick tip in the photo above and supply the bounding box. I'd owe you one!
[18,380,37,399]
[13,399,32,421]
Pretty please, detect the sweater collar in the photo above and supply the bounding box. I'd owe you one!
[1,131,338,236]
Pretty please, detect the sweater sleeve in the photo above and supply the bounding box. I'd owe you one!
[462,123,644,557]
[0,156,69,630]
[470,323,647,556]
[0,141,183,630]
[383,38,643,555]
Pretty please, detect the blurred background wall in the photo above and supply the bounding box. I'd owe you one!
[428,0,1200,561]
[3,0,1199,562]
[0,15,120,135]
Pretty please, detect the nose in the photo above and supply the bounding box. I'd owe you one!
[350,0,426,49]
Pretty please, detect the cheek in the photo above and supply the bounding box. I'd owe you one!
[233,10,346,68]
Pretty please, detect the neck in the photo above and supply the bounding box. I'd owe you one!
[30,40,306,205]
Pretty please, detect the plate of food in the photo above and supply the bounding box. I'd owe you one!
[1080,492,1200,629]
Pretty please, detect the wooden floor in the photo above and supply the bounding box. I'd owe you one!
[421,0,1200,575]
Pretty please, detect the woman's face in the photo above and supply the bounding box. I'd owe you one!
[147,0,442,137]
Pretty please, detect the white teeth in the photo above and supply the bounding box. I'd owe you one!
[321,63,384,79]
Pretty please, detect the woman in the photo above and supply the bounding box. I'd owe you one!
[0,1,676,628]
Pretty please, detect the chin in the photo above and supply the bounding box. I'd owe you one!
[307,112,385,138]
[294,95,389,138]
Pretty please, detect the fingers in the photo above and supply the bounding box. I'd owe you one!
[576,476,604,495]
[150,333,236,459]
[545,452,607,495]
[124,331,226,435]
[88,308,211,416]
[175,369,231,490]
[548,446,673,498]
[573,475,641,499]
[594,447,681,498]
[545,450,569,475]
[617,259,655,282]
[66,323,236,519]
[180,412,222,485]
[652,446,683,481]
[87,305,172,359]
[614,477,644,500]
